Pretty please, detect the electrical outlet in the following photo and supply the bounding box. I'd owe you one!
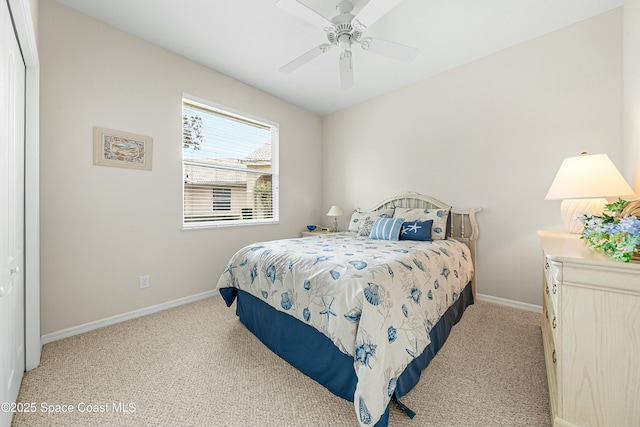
[139,275,150,289]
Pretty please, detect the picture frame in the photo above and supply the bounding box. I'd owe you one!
[93,127,153,171]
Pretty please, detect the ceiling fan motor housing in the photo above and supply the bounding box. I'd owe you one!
[327,1,361,48]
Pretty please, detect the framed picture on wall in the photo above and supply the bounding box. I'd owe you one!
[93,127,153,171]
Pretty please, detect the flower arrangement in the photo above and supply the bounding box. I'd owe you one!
[578,199,640,262]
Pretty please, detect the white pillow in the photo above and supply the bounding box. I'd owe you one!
[393,207,450,240]
[348,208,395,236]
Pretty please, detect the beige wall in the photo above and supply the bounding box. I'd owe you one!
[321,9,623,306]
[39,0,322,335]
[624,0,640,191]
[39,1,629,334]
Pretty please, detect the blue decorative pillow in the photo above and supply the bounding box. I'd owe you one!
[399,220,434,241]
[369,217,405,241]
[393,207,451,240]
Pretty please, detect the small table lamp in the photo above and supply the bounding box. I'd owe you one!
[326,205,343,232]
[545,152,636,233]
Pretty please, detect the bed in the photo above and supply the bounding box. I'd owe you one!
[216,192,480,426]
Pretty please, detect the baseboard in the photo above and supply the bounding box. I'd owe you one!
[41,290,538,344]
[41,290,220,344]
[476,293,542,313]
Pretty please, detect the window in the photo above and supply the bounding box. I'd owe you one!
[212,188,231,211]
[182,94,279,228]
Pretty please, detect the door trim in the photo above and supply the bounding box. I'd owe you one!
[8,0,40,370]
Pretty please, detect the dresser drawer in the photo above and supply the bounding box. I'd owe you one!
[540,290,558,420]
[544,259,561,317]
[543,284,558,346]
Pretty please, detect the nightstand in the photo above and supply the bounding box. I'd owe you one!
[301,229,332,237]
[537,230,640,427]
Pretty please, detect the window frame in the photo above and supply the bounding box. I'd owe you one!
[181,93,279,230]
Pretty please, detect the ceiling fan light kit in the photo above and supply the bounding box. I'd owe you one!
[277,0,418,89]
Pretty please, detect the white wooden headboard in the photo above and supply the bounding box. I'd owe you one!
[357,191,481,299]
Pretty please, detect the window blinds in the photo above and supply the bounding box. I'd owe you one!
[182,95,279,228]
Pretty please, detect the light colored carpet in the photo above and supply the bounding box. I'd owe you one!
[12,297,550,427]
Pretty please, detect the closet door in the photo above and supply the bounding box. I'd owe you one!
[1,2,26,425]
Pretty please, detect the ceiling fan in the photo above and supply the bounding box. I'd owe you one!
[277,0,419,89]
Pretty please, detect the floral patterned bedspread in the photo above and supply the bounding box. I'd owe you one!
[216,232,473,426]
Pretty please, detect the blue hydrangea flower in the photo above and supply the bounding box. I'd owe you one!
[441,266,450,279]
[402,304,408,317]
[303,279,311,290]
[303,307,311,322]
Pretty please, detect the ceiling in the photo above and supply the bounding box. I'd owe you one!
[56,0,623,116]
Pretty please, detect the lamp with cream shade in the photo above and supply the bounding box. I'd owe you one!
[326,205,343,232]
[545,152,636,233]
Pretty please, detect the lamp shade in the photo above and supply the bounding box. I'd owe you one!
[326,205,343,217]
[545,153,636,234]
[545,153,635,200]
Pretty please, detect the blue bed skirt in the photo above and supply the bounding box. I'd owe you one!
[220,282,474,426]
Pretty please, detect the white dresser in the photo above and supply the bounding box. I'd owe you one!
[538,230,640,427]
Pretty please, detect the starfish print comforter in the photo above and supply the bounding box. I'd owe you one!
[216,232,473,426]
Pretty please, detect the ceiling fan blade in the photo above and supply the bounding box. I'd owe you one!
[339,51,354,89]
[280,44,331,74]
[361,37,418,62]
[352,0,402,30]
[276,0,334,31]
